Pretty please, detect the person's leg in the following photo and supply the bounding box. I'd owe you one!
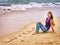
[39,22,48,32]
[32,22,40,35]
[36,22,40,32]
[33,22,48,35]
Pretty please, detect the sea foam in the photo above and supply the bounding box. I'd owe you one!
[0,2,60,11]
[10,2,60,10]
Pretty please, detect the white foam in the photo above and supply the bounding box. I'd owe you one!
[11,4,26,10]
[55,2,60,4]
[29,2,43,8]
[22,4,32,8]
[0,2,60,11]
[40,3,56,7]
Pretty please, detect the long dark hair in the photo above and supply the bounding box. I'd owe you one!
[48,11,55,26]
[48,11,53,19]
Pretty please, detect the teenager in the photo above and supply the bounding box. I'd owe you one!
[34,11,55,34]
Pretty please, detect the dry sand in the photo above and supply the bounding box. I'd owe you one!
[0,17,60,45]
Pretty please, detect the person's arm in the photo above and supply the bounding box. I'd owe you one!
[50,19,55,32]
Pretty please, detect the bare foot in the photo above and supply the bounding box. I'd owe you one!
[52,30,55,33]
[52,31,55,33]
[32,32,39,35]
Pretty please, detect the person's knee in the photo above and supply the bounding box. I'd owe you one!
[37,22,41,24]
[36,22,42,27]
[36,22,40,25]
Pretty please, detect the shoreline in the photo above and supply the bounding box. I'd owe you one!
[0,7,60,15]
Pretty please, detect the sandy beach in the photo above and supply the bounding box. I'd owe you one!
[0,7,60,45]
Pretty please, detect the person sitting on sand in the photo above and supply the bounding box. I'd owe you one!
[34,11,55,34]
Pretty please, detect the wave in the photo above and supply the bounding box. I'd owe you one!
[0,2,60,11]
[10,2,60,10]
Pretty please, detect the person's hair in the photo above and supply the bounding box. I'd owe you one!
[48,11,55,26]
[48,11,53,19]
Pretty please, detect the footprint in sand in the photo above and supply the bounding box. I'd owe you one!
[18,34,22,37]
[22,32,26,34]
[21,31,32,35]
[2,38,14,43]
[32,27,35,31]
[21,40,24,42]
[2,35,19,43]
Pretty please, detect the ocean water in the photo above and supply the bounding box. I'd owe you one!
[0,0,60,4]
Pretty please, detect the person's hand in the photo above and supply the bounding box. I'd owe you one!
[53,24,55,26]
[52,29,54,33]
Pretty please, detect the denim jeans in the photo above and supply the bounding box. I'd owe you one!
[36,22,48,32]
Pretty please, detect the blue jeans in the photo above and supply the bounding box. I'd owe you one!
[36,22,48,32]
